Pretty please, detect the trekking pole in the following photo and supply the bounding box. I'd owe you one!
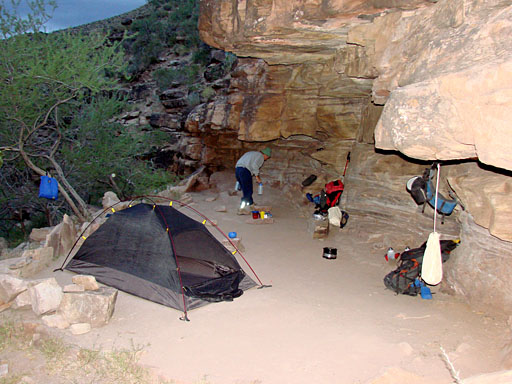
[341,152,351,182]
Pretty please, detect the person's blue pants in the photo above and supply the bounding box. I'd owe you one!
[235,167,253,205]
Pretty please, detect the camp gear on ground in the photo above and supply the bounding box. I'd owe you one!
[327,207,349,228]
[340,211,349,228]
[385,247,398,262]
[62,202,258,319]
[39,174,58,200]
[228,232,237,238]
[422,163,443,286]
[308,179,344,214]
[323,247,337,259]
[302,174,317,187]
[341,152,351,182]
[325,179,344,205]
[328,206,342,227]
[421,285,433,299]
[383,239,459,295]
[306,193,321,206]
[312,210,327,220]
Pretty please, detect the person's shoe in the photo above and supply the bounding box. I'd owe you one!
[237,203,256,215]
[237,206,251,215]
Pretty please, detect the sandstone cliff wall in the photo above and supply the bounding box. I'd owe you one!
[197,0,512,316]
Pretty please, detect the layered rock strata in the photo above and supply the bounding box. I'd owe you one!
[197,0,512,315]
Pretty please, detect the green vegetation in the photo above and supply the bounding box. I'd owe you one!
[0,0,179,244]
[61,97,176,204]
[223,52,238,73]
[0,0,57,38]
[0,0,239,246]
[0,19,128,223]
[125,0,202,76]
[0,315,171,383]
[153,64,201,91]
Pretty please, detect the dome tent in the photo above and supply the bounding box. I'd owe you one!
[61,200,259,320]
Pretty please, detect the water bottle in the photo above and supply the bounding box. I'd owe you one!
[386,247,396,261]
[235,181,240,191]
[258,183,263,195]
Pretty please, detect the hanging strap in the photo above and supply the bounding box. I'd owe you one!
[433,163,440,233]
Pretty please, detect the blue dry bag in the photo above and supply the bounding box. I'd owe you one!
[39,175,58,200]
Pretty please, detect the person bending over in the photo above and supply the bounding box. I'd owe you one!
[235,147,271,214]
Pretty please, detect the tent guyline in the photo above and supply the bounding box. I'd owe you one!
[57,195,267,321]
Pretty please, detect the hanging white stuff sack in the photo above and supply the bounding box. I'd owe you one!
[421,232,443,285]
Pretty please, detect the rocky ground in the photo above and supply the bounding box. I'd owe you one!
[0,172,511,384]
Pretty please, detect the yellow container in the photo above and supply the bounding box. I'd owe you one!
[260,211,265,219]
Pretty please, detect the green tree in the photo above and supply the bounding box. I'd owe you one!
[0,3,126,222]
[60,97,176,204]
[0,0,57,38]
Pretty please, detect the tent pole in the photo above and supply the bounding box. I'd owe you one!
[144,195,268,287]
[151,201,190,322]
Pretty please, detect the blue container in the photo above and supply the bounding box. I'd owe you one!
[39,175,58,200]
[228,232,237,239]
[421,286,433,300]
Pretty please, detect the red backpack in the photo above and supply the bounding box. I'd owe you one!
[317,179,344,212]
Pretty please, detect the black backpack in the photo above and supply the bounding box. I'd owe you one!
[383,239,459,295]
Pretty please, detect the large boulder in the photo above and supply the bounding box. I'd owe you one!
[58,287,117,328]
[29,227,52,243]
[367,1,512,172]
[446,162,512,242]
[29,278,63,316]
[444,212,512,316]
[0,274,28,303]
[44,214,77,258]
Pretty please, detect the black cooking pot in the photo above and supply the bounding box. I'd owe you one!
[323,247,337,260]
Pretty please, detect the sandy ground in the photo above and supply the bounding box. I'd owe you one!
[40,181,509,384]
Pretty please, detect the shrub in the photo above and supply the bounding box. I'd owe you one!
[153,68,181,90]
[192,44,211,65]
[125,0,202,74]
[223,52,238,74]
[201,86,216,101]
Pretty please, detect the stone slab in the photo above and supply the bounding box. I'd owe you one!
[245,218,274,225]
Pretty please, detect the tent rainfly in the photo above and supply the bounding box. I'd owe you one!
[62,202,258,320]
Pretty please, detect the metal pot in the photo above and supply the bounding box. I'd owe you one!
[323,247,337,260]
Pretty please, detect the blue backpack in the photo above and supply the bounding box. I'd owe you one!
[406,165,458,222]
